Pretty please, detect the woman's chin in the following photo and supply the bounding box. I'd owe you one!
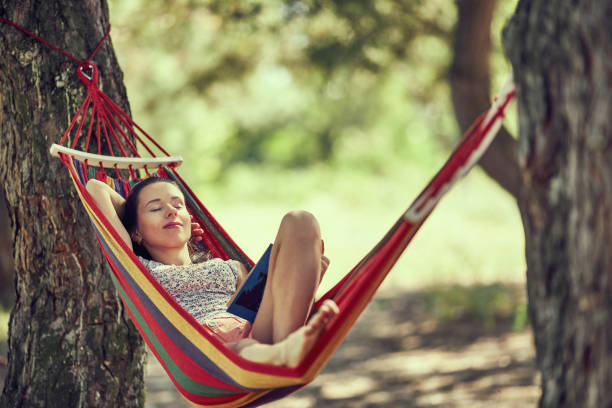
[154,236,190,249]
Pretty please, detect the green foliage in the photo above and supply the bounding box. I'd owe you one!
[108,0,517,180]
[103,1,526,297]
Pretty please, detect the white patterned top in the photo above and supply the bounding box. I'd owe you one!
[139,256,243,323]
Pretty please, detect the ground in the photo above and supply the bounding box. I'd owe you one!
[0,285,538,407]
[144,285,539,407]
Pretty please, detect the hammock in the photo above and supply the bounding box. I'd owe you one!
[47,64,515,406]
[2,15,516,407]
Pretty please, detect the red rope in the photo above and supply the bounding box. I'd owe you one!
[99,91,172,157]
[94,96,122,157]
[70,96,92,149]
[0,17,110,65]
[96,110,102,155]
[98,99,137,157]
[84,102,96,151]
[99,114,114,156]
[128,165,137,180]
[1,17,179,162]
[86,28,111,63]
[60,93,90,146]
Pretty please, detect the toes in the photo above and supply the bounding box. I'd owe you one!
[307,301,339,332]
[321,300,339,316]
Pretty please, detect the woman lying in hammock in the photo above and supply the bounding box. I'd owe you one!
[87,176,338,368]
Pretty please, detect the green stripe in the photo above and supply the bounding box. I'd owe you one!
[109,273,241,397]
[87,166,97,181]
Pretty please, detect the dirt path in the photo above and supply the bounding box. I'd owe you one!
[145,287,539,407]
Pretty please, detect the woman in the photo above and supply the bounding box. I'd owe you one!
[86,177,338,368]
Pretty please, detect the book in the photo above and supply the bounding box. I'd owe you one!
[226,244,272,322]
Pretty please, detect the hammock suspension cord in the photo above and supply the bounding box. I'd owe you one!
[0,16,109,64]
[0,17,172,179]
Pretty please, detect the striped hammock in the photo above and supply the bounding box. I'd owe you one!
[49,62,516,407]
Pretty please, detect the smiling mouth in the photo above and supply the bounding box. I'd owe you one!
[163,222,183,229]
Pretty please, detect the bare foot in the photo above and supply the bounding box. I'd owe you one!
[281,299,339,368]
[236,300,339,367]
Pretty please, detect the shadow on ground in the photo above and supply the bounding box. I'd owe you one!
[0,284,539,407]
[145,284,539,407]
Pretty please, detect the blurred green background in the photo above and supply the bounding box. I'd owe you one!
[106,0,523,295]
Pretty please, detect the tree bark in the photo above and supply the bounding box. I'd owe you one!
[450,0,521,200]
[504,0,612,406]
[0,191,14,309]
[0,1,146,407]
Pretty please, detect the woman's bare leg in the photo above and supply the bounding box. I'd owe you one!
[250,211,324,344]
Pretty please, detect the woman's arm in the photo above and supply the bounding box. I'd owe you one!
[227,261,249,308]
[86,179,133,250]
[235,262,249,289]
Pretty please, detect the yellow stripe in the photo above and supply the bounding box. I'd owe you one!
[103,175,115,189]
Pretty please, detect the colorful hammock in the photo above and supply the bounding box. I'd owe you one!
[2,15,516,407]
[47,61,515,406]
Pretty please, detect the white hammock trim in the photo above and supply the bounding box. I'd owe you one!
[50,144,183,170]
[403,76,515,223]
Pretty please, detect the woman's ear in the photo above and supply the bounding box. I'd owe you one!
[131,231,143,245]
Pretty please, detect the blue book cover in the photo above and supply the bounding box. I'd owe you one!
[226,244,272,322]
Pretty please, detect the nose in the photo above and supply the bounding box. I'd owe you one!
[165,204,178,217]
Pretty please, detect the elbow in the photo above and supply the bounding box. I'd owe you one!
[86,179,103,193]
[86,179,107,201]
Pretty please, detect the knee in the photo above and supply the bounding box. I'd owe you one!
[280,210,320,240]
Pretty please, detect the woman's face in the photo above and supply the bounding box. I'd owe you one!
[133,182,192,252]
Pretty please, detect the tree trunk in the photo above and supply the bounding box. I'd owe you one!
[0,191,14,309]
[0,2,146,407]
[504,1,612,406]
[450,0,521,200]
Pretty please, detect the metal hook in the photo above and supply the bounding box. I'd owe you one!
[79,64,94,81]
